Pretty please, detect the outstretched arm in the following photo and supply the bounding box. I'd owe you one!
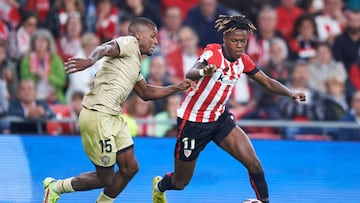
[134,79,192,101]
[250,70,306,101]
[64,40,120,74]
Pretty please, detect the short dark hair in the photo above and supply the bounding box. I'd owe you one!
[215,15,256,35]
[128,17,156,33]
[71,91,84,101]
[292,14,318,38]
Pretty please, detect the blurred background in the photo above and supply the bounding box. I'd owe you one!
[0,0,360,202]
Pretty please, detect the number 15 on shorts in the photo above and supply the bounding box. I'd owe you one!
[99,138,112,153]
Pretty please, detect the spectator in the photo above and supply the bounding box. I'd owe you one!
[248,37,293,120]
[278,61,324,138]
[289,14,319,61]
[167,26,203,83]
[1,41,18,98]
[247,6,282,67]
[301,0,324,14]
[122,0,162,28]
[263,37,292,85]
[23,0,50,25]
[0,0,21,29]
[218,0,267,25]
[146,55,172,114]
[349,58,360,92]
[7,79,55,133]
[275,0,303,41]
[183,0,231,48]
[19,29,67,104]
[228,74,257,120]
[66,33,102,102]
[315,0,346,43]
[160,0,199,20]
[0,19,9,41]
[69,91,84,133]
[346,0,360,11]
[6,11,38,62]
[117,14,133,36]
[332,9,360,71]
[0,74,8,132]
[322,76,348,121]
[334,91,360,140]
[124,94,155,137]
[154,93,182,137]
[121,113,139,137]
[94,0,119,42]
[45,0,85,39]
[158,6,182,56]
[308,42,347,95]
[56,13,83,62]
[47,91,84,135]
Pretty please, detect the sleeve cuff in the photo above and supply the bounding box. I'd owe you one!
[245,67,260,76]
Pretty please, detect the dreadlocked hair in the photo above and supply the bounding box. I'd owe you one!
[215,15,257,35]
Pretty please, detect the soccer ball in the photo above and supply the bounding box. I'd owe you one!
[242,199,262,203]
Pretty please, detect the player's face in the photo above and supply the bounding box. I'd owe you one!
[223,29,248,59]
[138,25,158,56]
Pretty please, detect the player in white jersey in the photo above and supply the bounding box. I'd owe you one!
[153,15,306,203]
[42,17,191,203]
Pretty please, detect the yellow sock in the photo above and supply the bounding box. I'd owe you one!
[52,177,75,194]
[96,192,115,203]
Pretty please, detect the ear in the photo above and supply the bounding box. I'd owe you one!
[134,31,141,40]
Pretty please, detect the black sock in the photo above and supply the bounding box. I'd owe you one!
[158,173,176,192]
[249,171,269,203]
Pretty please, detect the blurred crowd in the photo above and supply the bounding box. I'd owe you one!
[0,0,359,140]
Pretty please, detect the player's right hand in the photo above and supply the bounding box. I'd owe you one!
[291,92,306,102]
[204,64,216,76]
[64,58,93,74]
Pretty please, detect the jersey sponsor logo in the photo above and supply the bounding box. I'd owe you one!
[214,71,237,85]
[101,155,111,166]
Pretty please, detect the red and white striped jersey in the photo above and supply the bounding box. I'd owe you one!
[177,43,259,122]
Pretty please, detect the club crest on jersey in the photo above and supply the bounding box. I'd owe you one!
[184,149,192,158]
[101,155,111,166]
[199,50,213,62]
[120,37,130,44]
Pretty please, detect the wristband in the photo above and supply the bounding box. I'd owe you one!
[199,69,205,76]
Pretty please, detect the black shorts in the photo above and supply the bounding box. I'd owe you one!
[174,110,236,161]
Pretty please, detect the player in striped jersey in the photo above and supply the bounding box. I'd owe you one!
[153,15,306,203]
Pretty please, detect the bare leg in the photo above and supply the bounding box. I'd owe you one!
[172,159,197,189]
[103,147,139,198]
[218,127,263,172]
[157,158,197,192]
[218,126,269,203]
[71,166,115,191]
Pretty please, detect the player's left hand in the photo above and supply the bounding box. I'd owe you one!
[291,92,306,102]
[64,58,93,74]
[204,64,216,76]
[176,79,193,91]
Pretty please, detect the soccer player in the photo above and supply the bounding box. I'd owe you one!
[42,17,191,203]
[152,15,306,203]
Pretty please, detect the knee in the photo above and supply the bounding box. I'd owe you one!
[246,158,263,173]
[119,163,139,178]
[100,175,114,188]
